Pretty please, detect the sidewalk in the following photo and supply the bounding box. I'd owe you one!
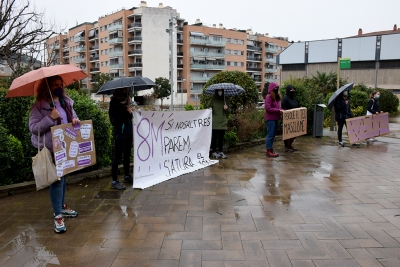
[1,119,400,266]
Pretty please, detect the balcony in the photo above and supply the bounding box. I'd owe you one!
[81,78,88,84]
[109,64,124,69]
[89,56,99,61]
[265,68,277,73]
[128,22,142,29]
[177,52,183,57]
[246,57,262,62]
[190,89,203,94]
[177,64,183,69]
[266,47,279,53]
[177,39,183,44]
[265,58,276,64]
[128,63,143,68]
[109,50,123,58]
[88,34,98,41]
[265,78,277,83]
[90,67,100,72]
[109,38,123,45]
[190,76,210,82]
[247,45,262,51]
[246,67,262,72]
[75,58,86,64]
[177,26,183,31]
[75,47,86,53]
[108,24,123,33]
[128,36,142,43]
[53,44,60,50]
[190,51,225,58]
[89,45,99,51]
[190,37,225,47]
[63,53,69,58]
[190,64,225,70]
[74,37,86,43]
[128,49,143,55]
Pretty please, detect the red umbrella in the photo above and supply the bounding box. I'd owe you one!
[5,64,87,98]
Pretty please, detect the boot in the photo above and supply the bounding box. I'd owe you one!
[266,149,279,157]
[271,148,279,157]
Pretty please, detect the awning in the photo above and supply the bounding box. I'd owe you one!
[88,29,95,38]
[192,57,205,61]
[74,31,84,38]
[190,31,205,37]
[206,57,216,61]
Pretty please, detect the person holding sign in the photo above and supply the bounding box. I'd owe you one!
[265,82,283,157]
[334,90,356,147]
[109,88,134,190]
[281,84,299,152]
[29,75,79,234]
[366,91,383,142]
[208,89,229,159]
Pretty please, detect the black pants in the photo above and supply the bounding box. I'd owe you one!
[211,129,225,153]
[112,137,133,181]
[337,121,346,142]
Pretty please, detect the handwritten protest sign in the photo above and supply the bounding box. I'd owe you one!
[346,113,389,144]
[133,110,218,189]
[282,107,307,140]
[51,120,96,177]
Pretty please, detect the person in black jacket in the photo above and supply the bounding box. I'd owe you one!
[109,88,134,190]
[334,90,356,147]
[366,91,383,142]
[281,84,299,152]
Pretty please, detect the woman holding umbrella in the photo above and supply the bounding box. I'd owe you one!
[29,75,80,233]
[334,90,354,147]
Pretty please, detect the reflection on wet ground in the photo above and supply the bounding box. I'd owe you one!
[1,119,400,266]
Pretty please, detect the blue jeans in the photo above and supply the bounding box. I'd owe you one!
[266,120,278,149]
[50,176,66,216]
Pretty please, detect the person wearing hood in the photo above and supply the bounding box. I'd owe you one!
[264,82,283,157]
[334,90,355,147]
[109,88,134,190]
[366,91,383,142]
[281,84,299,152]
[29,75,80,234]
[207,89,229,159]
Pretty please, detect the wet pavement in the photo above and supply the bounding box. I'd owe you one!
[1,118,400,267]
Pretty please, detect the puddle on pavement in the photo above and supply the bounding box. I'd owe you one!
[263,195,291,205]
[94,191,124,199]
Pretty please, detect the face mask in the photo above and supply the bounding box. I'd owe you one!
[343,91,348,96]
[375,95,380,99]
[53,87,63,98]
[218,91,222,96]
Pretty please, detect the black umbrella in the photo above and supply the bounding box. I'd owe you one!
[327,83,354,109]
[96,76,156,95]
[204,83,245,97]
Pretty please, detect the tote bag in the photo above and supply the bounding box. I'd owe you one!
[366,99,374,115]
[32,123,59,190]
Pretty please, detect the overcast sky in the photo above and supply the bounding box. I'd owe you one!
[34,0,399,42]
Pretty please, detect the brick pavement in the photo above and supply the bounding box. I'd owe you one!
[1,120,400,266]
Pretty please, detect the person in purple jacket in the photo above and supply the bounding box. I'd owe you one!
[29,75,80,234]
[264,82,283,157]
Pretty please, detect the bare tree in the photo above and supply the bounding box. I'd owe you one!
[0,0,58,75]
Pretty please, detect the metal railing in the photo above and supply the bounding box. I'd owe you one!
[128,63,143,67]
[189,37,225,46]
[128,36,142,42]
[128,49,143,55]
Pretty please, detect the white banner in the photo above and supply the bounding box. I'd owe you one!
[133,110,218,189]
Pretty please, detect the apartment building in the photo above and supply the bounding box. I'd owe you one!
[46,1,288,106]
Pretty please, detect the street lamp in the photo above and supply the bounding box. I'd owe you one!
[166,14,178,111]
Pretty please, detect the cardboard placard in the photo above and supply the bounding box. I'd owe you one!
[282,107,307,140]
[51,120,96,177]
[346,113,389,144]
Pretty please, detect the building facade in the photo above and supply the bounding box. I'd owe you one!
[278,25,400,93]
[46,1,288,106]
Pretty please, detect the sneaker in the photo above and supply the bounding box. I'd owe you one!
[212,152,220,159]
[111,180,126,190]
[351,143,361,147]
[289,146,298,151]
[371,138,377,142]
[62,204,78,218]
[219,152,227,159]
[123,175,133,183]
[284,147,289,152]
[54,215,66,233]
[338,142,344,147]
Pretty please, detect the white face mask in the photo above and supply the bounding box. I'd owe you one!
[218,91,222,96]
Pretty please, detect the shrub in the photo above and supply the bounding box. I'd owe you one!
[66,89,113,169]
[0,123,26,185]
[349,90,369,115]
[377,88,399,116]
[224,129,239,147]
[200,71,259,114]
[228,104,265,142]
[184,104,195,111]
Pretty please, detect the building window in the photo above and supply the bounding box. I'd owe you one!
[380,60,400,69]
[350,61,375,69]
[282,64,306,71]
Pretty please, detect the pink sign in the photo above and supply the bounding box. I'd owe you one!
[346,113,389,144]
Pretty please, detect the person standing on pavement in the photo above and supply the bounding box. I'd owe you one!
[366,91,383,142]
[109,88,134,190]
[29,75,79,234]
[208,89,229,159]
[281,84,299,152]
[334,90,355,147]
[265,82,283,157]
